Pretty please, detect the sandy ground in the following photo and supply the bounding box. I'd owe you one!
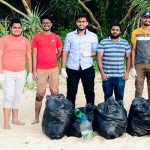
[0,74,149,150]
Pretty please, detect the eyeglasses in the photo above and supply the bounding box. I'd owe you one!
[42,22,51,25]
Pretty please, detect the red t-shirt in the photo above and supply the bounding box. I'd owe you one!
[32,32,62,69]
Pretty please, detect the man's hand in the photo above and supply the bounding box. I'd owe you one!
[61,68,68,79]
[27,73,34,84]
[123,73,129,80]
[33,71,38,81]
[130,68,137,79]
[82,51,91,57]
[101,73,109,81]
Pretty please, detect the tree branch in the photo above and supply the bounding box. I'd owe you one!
[120,2,134,24]
[0,0,29,19]
[77,0,101,30]
[21,0,32,16]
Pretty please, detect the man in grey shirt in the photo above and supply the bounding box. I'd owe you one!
[130,10,150,99]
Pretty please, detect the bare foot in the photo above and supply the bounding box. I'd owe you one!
[12,120,25,126]
[3,124,11,129]
[32,119,39,125]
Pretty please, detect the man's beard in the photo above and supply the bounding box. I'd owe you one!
[77,27,86,31]
[143,23,150,26]
[110,33,120,39]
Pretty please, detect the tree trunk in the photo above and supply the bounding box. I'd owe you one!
[120,1,134,24]
[77,0,101,30]
[26,0,31,11]
[21,0,32,16]
[0,0,29,19]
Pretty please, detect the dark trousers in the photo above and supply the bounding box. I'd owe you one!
[102,77,125,101]
[66,66,95,107]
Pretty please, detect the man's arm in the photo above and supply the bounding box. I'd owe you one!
[125,53,131,74]
[32,48,37,72]
[61,51,69,68]
[91,51,97,57]
[0,50,3,73]
[91,35,98,57]
[123,52,131,80]
[26,50,32,73]
[32,48,37,80]
[56,47,62,60]
[97,51,108,81]
[131,42,136,68]
[61,50,69,78]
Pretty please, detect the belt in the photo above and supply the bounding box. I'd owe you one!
[136,61,150,64]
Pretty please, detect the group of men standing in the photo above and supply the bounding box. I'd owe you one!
[0,10,150,129]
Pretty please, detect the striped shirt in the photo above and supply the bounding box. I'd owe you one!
[97,37,131,77]
[131,27,150,63]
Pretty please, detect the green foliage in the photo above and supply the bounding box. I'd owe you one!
[128,0,150,30]
[22,5,44,41]
[56,26,74,43]
[0,18,9,37]
[22,16,40,41]
[50,0,82,27]
[24,82,36,92]
[93,58,99,73]
[51,0,82,16]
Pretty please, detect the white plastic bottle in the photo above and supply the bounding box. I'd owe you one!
[80,115,94,142]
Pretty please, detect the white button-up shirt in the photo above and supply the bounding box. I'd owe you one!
[63,29,98,70]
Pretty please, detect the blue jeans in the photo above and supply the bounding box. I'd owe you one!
[102,77,125,101]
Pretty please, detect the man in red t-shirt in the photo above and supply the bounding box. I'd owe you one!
[32,15,62,124]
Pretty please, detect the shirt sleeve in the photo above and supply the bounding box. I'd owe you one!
[63,34,71,52]
[32,36,37,48]
[131,31,136,43]
[0,38,5,51]
[92,35,98,51]
[125,41,131,53]
[97,40,105,52]
[56,35,62,49]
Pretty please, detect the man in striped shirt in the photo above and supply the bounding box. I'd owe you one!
[97,23,131,102]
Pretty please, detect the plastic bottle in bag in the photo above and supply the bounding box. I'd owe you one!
[80,115,94,142]
[75,109,85,119]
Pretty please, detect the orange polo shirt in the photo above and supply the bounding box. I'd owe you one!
[0,34,31,72]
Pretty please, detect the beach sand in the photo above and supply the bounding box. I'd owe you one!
[0,74,149,150]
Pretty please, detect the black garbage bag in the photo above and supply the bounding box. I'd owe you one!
[66,103,95,137]
[126,97,150,136]
[95,97,127,139]
[42,94,74,139]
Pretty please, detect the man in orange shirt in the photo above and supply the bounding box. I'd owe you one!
[130,10,150,99]
[32,15,62,124]
[0,18,33,129]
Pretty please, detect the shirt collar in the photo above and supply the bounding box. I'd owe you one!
[140,26,150,33]
[75,29,89,35]
[109,36,121,42]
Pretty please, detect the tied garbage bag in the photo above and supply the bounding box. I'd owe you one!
[126,97,150,136]
[95,97,127,139]
[42,94,74,139]
[66,103,95,137]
